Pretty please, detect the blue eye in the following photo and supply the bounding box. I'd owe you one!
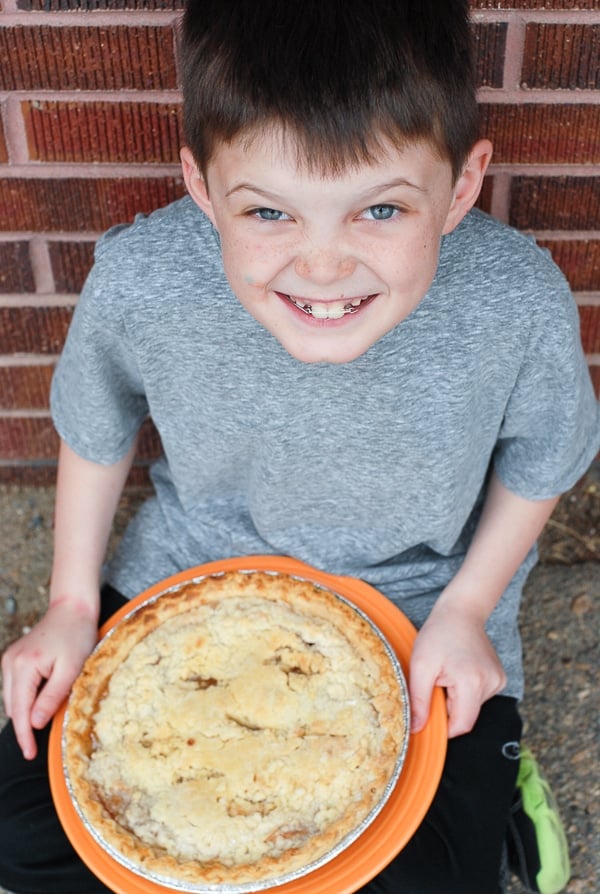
[365,204,397,221]
[254,208,289,221]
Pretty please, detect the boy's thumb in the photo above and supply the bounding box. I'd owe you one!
[408,677,434,733]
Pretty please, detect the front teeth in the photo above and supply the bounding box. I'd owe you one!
[289,296,367,319]
[311,304,345,319]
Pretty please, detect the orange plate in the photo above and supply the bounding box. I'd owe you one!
[49,555,447,894]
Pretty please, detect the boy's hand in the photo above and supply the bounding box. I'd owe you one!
[1,600,98,760]
[408,603,506,738]
[407,471,559,739]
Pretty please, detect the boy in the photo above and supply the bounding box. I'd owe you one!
[1,1,598,892]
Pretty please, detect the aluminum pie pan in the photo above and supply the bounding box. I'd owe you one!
[62,568,411,893]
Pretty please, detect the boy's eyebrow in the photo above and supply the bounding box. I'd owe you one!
[360,178,428,196]
[225,177,427,201]
[225,183,284,201]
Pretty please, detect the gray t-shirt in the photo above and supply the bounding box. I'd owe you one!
[51,198,600,698]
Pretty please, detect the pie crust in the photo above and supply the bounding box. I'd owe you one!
[64,570,408,889]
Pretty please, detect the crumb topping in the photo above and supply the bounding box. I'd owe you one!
[65,573,406,885]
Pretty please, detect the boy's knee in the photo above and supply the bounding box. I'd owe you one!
[358,870,503,894]
[0,788,106,893]
[0,722,52,885]
[0,787,40,887]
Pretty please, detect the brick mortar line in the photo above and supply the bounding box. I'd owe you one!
[489,171,511,223]
[0,294,78,307]
[2,161,598,184]
[4,89,600,104]
[0,354,58,366]
[0,90,181,102]
[0,163,183,177]
[0,8,596,24]
[526,233,600,241]
[29,237,55,294]
[477,89,600,104]
[0,239,598,271]
[488,164,599,175]
[1,290,598,306]
[0,232,101,241]
[477,87,600,106]
[3,94,29,165]
[0,409,52,418]
[471,10,600,24]
[503,14,527,93]
[2,163,599,178]
[575,294,600,306]
[0,231,598,244]
[0,10,181,25]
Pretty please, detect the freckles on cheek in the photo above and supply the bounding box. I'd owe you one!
[222,246,264,291]
[388,242,439,294]
[241,273,271,292]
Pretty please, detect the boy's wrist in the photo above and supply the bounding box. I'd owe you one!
[431,577,497,627]
[48,591,100,622]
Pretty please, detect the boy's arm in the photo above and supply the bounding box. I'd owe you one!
[409,470,559,738]
[1,438,137,759]
[50,438,138,618]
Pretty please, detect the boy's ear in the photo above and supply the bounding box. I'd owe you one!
[180,146,217,227]
[442,139,493,235]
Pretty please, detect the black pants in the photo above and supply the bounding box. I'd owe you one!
[0,585,521,894]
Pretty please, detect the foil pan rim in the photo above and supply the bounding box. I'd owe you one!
[62,568,411,893]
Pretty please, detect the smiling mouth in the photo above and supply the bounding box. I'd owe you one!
[281,294,376,320]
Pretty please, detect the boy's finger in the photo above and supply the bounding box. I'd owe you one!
[13,722,37,762]
[409,693,432,733]
[445,686,481,738]
[9,675,41,761]
[408,663,437,733]
[31,670,71,731]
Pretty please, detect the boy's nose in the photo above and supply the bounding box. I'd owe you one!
[294,249,356,285]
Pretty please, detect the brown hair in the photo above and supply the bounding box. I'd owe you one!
[180,0,480,181]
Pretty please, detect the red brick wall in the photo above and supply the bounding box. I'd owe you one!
[0,1,599,483]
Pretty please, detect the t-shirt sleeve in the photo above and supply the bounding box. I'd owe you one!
[493,260,600,500]
[50,259,150,466]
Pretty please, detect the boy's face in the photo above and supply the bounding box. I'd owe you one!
[181,132,491,364]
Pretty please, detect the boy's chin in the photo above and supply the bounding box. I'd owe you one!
[274,331,377,365]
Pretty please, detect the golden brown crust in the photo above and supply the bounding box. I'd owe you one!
[64,571,406,886]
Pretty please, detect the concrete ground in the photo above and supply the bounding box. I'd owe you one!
[0,469,598,894]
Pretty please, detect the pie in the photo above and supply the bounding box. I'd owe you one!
[64,570,408,888]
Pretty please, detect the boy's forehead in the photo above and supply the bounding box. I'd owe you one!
[206,125,450,182]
